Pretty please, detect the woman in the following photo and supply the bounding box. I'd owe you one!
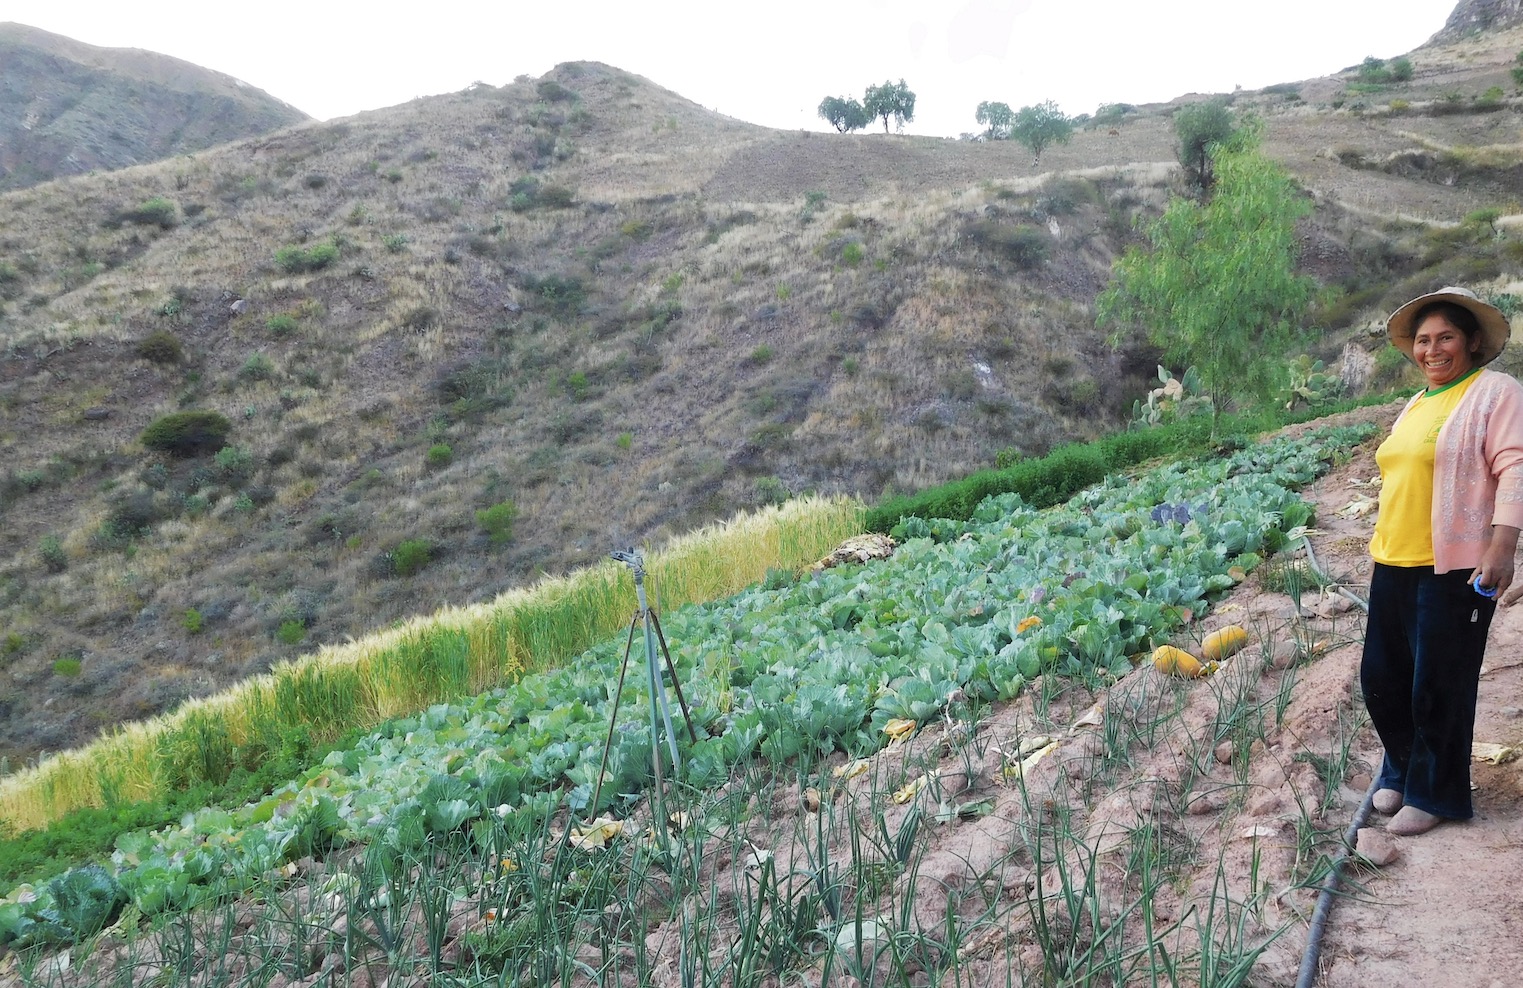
[1363,286,1523,836]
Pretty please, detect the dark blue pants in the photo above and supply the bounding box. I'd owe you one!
[1360,562,1494,819]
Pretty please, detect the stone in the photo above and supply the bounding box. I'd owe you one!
[1270,641,1301,670]
[230,298,248,315]
[1355,827,1402,867]
[82,407,111,421]
[1214,740,1235,765]
[1186,789,1228,815]
[1247,792,1284,816]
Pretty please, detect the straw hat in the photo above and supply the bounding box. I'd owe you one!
[1386,286,1511,367]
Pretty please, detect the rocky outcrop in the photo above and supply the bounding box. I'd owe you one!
[1431,0,1523,42]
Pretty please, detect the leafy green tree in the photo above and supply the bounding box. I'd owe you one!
[818,96,869,133]
[1173,100,1236,190]
[975,101,1014,139]
[863,80,916,133]
[1098,139,1315,432]
[1010,101,1074,164]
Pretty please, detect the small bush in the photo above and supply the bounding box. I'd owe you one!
[393,539,433,577]
[119,197,179,229]
[140,411,233,457]
[382,234,408,253]
[276,620,306,645]
[39,535,66,573]
[213,445,253,480]
[239,353,276,382]
[754,476,790,506]
[274,242,339,274]
[52,657,82,677]
[265,314,299,336]
[841,242,864,266]
[475,500,519,545]
[426,443,454,469]
[536,80,578,103]
[1390,57,1413,82]
[1477,86,1506,109]
[182,608,203,634]
[135,330,184,365]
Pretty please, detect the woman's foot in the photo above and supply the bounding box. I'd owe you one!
[1372,788,1404,815]
[1387,805,1445,836]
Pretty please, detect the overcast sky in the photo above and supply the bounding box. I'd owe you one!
[5,0,1460,136]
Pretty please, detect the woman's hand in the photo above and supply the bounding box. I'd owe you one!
[1476,524,1523,604]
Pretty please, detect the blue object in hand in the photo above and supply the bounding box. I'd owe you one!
[1471,574,1499,599]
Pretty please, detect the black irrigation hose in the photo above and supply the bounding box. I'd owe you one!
[1295,538,1375,988]
[1295,779,1378,988]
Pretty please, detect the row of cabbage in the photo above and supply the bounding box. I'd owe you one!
[0,424,1373,949]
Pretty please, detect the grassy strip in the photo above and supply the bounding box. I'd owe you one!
[0,496,863,835]
[863,401,1383,533]
[0,724,367,887]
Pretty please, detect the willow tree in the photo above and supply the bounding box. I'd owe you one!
[1097,137,1314,431]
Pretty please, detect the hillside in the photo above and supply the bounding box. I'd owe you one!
[1,17,1522,770]
[0,23,308,192]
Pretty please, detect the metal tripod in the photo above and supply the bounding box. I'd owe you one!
[588,550,698,820]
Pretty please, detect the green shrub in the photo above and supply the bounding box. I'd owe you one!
[426,443,454,469]
[475,500,519,545]
[274,242,339,274]
[135,330,184,364]
[1388,99,1410,113]
[1477,86,1506,109]
[1513,51,1523,86]
[39,534,66,573]
[1390,57,1413,82]
[382,233,409,253]
[616,431,633,450]
[182,608,203,634]
[754,476,790,506]
[52,657,82,677]
[265,314,299,336]
[119,197,179,229]
[749,344,774,364]
[239,353,276,382]
[1357,56,1390,83]
[393,539,432,576]
[536,80,578,103]
[527,273,586,319]
[213,445,253,480]
[841,242,864,266]
[276,620,306,645]
[140,411,233,457]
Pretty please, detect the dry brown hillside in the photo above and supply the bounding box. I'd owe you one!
[0,18,1522,769]
[0,22,309,191]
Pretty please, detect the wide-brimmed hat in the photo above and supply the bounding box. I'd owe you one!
[1386,286,1511,366]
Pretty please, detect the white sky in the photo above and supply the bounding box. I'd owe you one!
[4,0,1459,136]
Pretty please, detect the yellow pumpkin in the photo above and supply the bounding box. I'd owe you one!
[1200,625,1249,662]
[1152,644,1205,678]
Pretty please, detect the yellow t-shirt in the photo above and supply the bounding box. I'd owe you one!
[1370,368,1483,566]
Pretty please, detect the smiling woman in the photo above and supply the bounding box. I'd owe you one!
[1363,285,1523,837]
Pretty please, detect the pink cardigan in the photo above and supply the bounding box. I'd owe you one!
[1392,369,1523,573]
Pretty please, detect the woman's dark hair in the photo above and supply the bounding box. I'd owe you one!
[1411,300,1481,341]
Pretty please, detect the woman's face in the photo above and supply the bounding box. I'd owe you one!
[1412,312,1480,388]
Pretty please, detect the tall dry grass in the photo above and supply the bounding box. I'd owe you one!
[0,494,862,832]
